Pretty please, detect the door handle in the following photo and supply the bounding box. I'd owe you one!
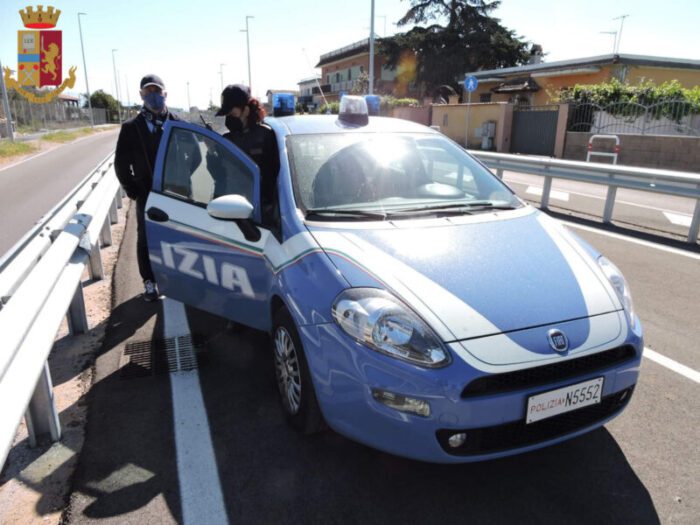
[146,207,169,222]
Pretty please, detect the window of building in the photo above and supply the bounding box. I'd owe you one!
[479,93,492,103]
[348,68,352,80]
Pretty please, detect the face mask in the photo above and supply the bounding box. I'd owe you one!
[225,115,243,133]
[144,92,166,113]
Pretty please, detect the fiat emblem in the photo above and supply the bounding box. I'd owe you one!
[547,329,569,353]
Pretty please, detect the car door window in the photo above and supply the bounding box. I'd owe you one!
[162,127,255,207]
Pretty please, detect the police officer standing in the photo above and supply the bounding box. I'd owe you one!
[115,74,180,301]
[211,84,280,225]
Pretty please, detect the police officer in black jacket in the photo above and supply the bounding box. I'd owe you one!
[115,74,198,301]
[210,84,280,228]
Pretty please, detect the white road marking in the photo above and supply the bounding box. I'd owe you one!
[644,347,700,384]
[663,211,693,227]
[163,298,228,525]
[561,221,700,261]
[526,186,570,202]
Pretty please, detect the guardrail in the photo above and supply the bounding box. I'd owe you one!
[469,150,700,244]
[0,153,123,468]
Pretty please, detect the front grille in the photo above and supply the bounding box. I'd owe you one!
[437,386,634,456]
[461,345,637,398]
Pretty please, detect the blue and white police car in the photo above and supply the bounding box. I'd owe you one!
[145,96,643,463]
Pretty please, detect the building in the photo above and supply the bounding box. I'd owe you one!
[463,54,700,106]
[314,38,420,102]
[297,76,322,111]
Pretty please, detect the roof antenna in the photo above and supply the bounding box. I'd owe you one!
[302,47,328,107]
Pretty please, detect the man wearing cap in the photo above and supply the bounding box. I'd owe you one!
[209,84,279,227]
[115,74,195,301]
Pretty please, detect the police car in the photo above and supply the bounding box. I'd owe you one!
[145,96,643,463]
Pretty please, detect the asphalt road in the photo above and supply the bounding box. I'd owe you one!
[0,129,119,255]
[61,188,699,524]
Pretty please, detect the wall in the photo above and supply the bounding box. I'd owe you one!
[389,106,431,126]
[564,132,700,172]
[431,103,507,148]
[625,66,700,88]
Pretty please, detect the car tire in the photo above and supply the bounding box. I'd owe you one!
[272,308,324,435]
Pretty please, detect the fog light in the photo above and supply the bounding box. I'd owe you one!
[372,388,430,417]
[448,433,467,448]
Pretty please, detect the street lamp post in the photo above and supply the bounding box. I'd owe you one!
[187,81,191,112]
[369,0,375,95]
[111,49,121,124]
[77,13,94,127]
[240,16,254,91]
[219,63,225,92]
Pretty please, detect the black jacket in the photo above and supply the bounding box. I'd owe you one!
[211,122,280,208]
[114,111,179,200]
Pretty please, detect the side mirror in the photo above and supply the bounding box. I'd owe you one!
[207,195,253,220]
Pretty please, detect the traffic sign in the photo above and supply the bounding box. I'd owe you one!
[464,76,478,92]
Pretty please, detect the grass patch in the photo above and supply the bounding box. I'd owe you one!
[42,127,97,143]
[0,140,39,158]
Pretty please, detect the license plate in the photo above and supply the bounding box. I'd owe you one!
[526,377,604,424]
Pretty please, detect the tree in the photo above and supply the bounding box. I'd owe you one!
[87,90,119,111]
[380,0,538,97]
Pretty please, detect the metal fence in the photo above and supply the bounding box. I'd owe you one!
[568,100,700,137]
[0,98,112,133]
[469,150,700,244]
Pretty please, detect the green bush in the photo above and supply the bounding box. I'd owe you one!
[556,79,700,121]
[317,102,340,114]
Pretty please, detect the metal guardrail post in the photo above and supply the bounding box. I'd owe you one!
[88,241,105,280]
[496,168,504,179]
[689,188,700,243]
[541,174,553,210]
[109,194,119,225]
[99,217,113,247]
[67,282,89,334]
[25,362,61,446]
[603,176,618,223]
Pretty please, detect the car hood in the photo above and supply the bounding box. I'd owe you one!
[306,209,622,347]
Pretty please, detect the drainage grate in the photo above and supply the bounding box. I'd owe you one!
[120,335,206,379]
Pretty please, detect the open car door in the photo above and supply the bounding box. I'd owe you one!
[145,120,271,330]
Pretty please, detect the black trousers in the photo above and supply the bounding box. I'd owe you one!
[135,196,155,282]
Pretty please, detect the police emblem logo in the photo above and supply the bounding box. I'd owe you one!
[547,329,569,353]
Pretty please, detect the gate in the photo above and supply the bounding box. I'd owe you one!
[510,105,560,156]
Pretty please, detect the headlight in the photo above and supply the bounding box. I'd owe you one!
[332,288,450,368]
[597,256,635,324]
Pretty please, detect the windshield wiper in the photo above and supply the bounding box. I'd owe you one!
[305,208,388,221]
[394,201,520,214]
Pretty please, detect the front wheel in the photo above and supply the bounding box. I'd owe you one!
[272,308,324,434]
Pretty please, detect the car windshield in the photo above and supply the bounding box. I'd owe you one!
[287,133,521,218]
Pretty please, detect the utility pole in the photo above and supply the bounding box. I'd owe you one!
[369,0,375,95]
[240,15,254,91]
[77,13,94,127]
[124,73,131,117]
[111,49,121,124]
[613,14,629,54]
[187,81,191,112]
[219,63,225,92]
[0,59,15,141]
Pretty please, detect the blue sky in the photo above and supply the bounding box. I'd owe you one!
[1,0,698,110]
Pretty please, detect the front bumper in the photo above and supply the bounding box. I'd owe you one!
[299,322,643,464]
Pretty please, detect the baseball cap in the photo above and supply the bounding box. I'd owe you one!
[140,74,165,90]
[216,84,251,116]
